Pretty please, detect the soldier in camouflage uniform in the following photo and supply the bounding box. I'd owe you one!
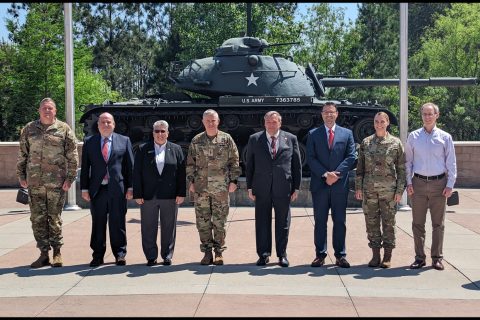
[186,109,241,265]
[16,98,79,268]
[355,112,405,268]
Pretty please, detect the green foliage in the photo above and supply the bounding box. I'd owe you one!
[0,3,119,141]
[410,3,480,140]
[295,3,356,76]
[1,2,480,141]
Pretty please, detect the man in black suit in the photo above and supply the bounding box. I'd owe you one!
[81,112,134,267]
[246,111,302,267]
[306,102,356,268]
[133,120,186,266]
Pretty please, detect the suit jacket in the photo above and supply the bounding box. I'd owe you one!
[246,130,302,198]
[133,141,186,200]
[80,132,134,199]
[306,125,356,193]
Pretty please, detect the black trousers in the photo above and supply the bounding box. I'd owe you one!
[90,185,127,260]
[255,194,291,258]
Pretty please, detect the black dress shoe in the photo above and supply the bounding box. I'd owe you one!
[256,256,269,266]
[89,258,104,267]
[147,259,157,266]
[410,259,426,269]
[335,257,350,268]
[163,258,172,266]
[311,256,325,267]
[279,257,289,267]
[116,256,126,266]
[432,260,444,271]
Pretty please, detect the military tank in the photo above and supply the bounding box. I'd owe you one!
[79,35,477,176]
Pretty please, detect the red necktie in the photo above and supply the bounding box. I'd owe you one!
[328,128,334,149]
[102,138,109,181]
[271,136,277,159]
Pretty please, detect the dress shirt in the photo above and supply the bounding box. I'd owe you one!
[405,126,457,188]
[324,124,336,138]
[154,142,167,175]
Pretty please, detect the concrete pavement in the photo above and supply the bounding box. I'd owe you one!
[0,188,480,317]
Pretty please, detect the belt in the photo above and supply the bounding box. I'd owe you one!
[414,173,445,181]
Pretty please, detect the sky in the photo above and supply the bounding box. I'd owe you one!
[0,3,359,42]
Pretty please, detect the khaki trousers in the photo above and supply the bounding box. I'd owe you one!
[411,175,447,261]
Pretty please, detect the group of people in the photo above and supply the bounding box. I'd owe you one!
[17,98,456,272]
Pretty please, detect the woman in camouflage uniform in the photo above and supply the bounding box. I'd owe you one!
[355,112,406,268]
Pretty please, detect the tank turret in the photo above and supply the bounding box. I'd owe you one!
[80,34,477,177]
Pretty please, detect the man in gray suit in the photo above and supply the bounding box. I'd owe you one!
[246,111,302,267]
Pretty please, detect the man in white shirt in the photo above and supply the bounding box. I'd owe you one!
[405,102,457,271]
[133,120,186,266]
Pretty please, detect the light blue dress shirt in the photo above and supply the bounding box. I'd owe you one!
[405,126,457,188]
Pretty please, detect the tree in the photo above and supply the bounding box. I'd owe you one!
[1,3,119,140]
[410,3,480,140]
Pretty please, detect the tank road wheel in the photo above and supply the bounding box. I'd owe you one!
[187,115,203,130]
[223,114,240,130]
[353,118,374,143]
[297,113,313,129]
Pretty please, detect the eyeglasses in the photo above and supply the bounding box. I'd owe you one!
[322,111,337,115]
[154,129,167,133]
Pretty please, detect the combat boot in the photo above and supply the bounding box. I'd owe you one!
[368,248,381,267]
[200,251,213,265]
[52,247,63,267]
[381,248,392,268]
[31,250,50,268]
[213,252,224,265]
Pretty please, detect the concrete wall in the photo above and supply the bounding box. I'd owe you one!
[1,141,479,207]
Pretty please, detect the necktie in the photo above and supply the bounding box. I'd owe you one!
[102,138,109,181]
[102,138,109,162]
[328,128,334,149]
[271,136,276,159]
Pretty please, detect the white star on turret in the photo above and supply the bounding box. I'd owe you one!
[245,73,259,86]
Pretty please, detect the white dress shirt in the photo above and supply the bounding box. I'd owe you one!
[154,142,166,175]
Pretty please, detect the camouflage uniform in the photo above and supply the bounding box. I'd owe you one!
[355,133,405,249]
[186,130,240,253]
[16,119,78,251]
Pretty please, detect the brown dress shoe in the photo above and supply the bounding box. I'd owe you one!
[311,256,325,267]
[432,260,444,270]
[335,257,350,268]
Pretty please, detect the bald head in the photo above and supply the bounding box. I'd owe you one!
[98,112,115,137]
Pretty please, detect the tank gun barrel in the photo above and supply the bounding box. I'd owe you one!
[266,41,301,48]
[320,77,478,88]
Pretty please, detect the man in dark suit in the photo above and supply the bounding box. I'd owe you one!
[133,120,186,266]
[81,112,134,267]
[246,111,302,267]
[306,102,356,268]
